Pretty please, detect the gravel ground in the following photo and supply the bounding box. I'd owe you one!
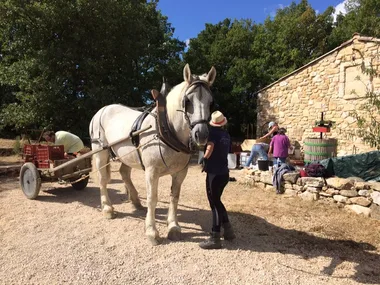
[0,161,380,285]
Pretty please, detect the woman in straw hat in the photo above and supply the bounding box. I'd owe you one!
[198,110,236,249]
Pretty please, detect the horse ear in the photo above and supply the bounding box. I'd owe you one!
[151,89,160,101]
[183,64,192,83]
[207,66,216,86]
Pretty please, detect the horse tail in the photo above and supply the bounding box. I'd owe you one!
[89,105,109,148]
[89,106,112,185]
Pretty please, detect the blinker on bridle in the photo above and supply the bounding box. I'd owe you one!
[180,77,212,130]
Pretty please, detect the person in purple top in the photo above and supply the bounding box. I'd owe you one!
[268,127,290,165]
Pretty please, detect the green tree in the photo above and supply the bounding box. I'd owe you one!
[184,19,260,138]
[257,0,334,80]
[328,0,380,49]
[0,0,184,137]
[184,0,334,138]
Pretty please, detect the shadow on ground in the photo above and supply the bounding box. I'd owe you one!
[180,204,380,284]
[37,185,127,209]
[16,180,380,284]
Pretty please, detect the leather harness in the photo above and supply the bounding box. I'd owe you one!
[92,79,212,170]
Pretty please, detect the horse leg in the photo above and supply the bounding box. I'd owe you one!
[93,150,114,219]
[167,167,188,241]
[144,169,161,245]
[119,163,143,210]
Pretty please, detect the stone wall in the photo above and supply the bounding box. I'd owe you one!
[257,34,380,156]
[240,169,380,220]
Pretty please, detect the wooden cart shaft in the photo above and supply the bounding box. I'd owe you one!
[50,125,152,173]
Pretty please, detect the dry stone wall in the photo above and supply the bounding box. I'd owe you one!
[240,169,380,220]
[257,35,380,156]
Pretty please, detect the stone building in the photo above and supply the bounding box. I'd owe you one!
[256,34,380,156]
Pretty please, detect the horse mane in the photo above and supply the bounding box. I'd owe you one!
[165,82,187,122]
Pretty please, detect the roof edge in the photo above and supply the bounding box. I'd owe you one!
[254,34,379,95]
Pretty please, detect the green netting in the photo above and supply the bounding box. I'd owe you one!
[319,151,380,182]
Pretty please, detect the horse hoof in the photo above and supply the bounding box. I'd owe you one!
[168,226,182,241]
[133,203,144,211]
[103,211,116,219]
[148,236,162,246]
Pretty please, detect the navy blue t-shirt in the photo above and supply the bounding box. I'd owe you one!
[205,127,231,175]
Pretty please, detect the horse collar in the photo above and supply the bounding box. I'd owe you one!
[155,92,192,154]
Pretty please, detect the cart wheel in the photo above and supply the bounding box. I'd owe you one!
[71,176,89,190]
[20,162,41,199]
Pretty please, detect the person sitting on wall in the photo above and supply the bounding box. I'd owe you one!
[43,130,86,158]
[244,142,269,169]
[244,121,278,169]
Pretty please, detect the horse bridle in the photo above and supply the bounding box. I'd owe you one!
[151,78,213,161]
[180,78,213,130]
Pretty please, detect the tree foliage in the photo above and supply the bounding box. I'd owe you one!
[328,0,380,48]
[1,0,380,140]
[184,19,259,138]
[0,0,184,137]
[184,0,335,138]
[257,0,334,79]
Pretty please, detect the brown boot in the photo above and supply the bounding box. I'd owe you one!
[222,222,236,241]
[199,232,222,249]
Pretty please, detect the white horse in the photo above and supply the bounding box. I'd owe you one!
[89,64,216,245]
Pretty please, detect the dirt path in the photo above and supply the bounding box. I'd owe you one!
[1,162,380,285]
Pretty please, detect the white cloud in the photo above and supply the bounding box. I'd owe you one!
[185,39,190,47]
[332,0,348,22]
[265,4,286,19]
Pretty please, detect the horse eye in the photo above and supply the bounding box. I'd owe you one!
[184,98,194,113]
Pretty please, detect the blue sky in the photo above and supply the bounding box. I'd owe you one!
[157,0,347,45]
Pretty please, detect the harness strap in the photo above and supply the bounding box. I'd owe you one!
[136,147,145,171]
[185,77,211,95]
[155,91,191,154]
[158,136,169,169]
[130,106,154,147]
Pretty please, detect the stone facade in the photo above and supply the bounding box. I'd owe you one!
[239,169,380,220]
[257,34,380,156]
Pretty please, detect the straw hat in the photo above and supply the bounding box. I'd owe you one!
[209,111,227,127]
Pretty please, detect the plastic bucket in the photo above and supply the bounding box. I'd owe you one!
[257,160,269,171]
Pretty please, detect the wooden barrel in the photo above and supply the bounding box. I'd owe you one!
[304,138,337,163]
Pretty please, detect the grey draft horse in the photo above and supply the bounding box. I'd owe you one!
[89,64,216,244]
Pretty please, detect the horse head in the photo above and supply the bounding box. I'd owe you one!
[182,64,216,147]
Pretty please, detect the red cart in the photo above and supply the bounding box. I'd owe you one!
[19,125,152,199]
[19,144,92,199]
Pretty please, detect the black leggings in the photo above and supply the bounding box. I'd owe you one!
[206,173,230,233]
